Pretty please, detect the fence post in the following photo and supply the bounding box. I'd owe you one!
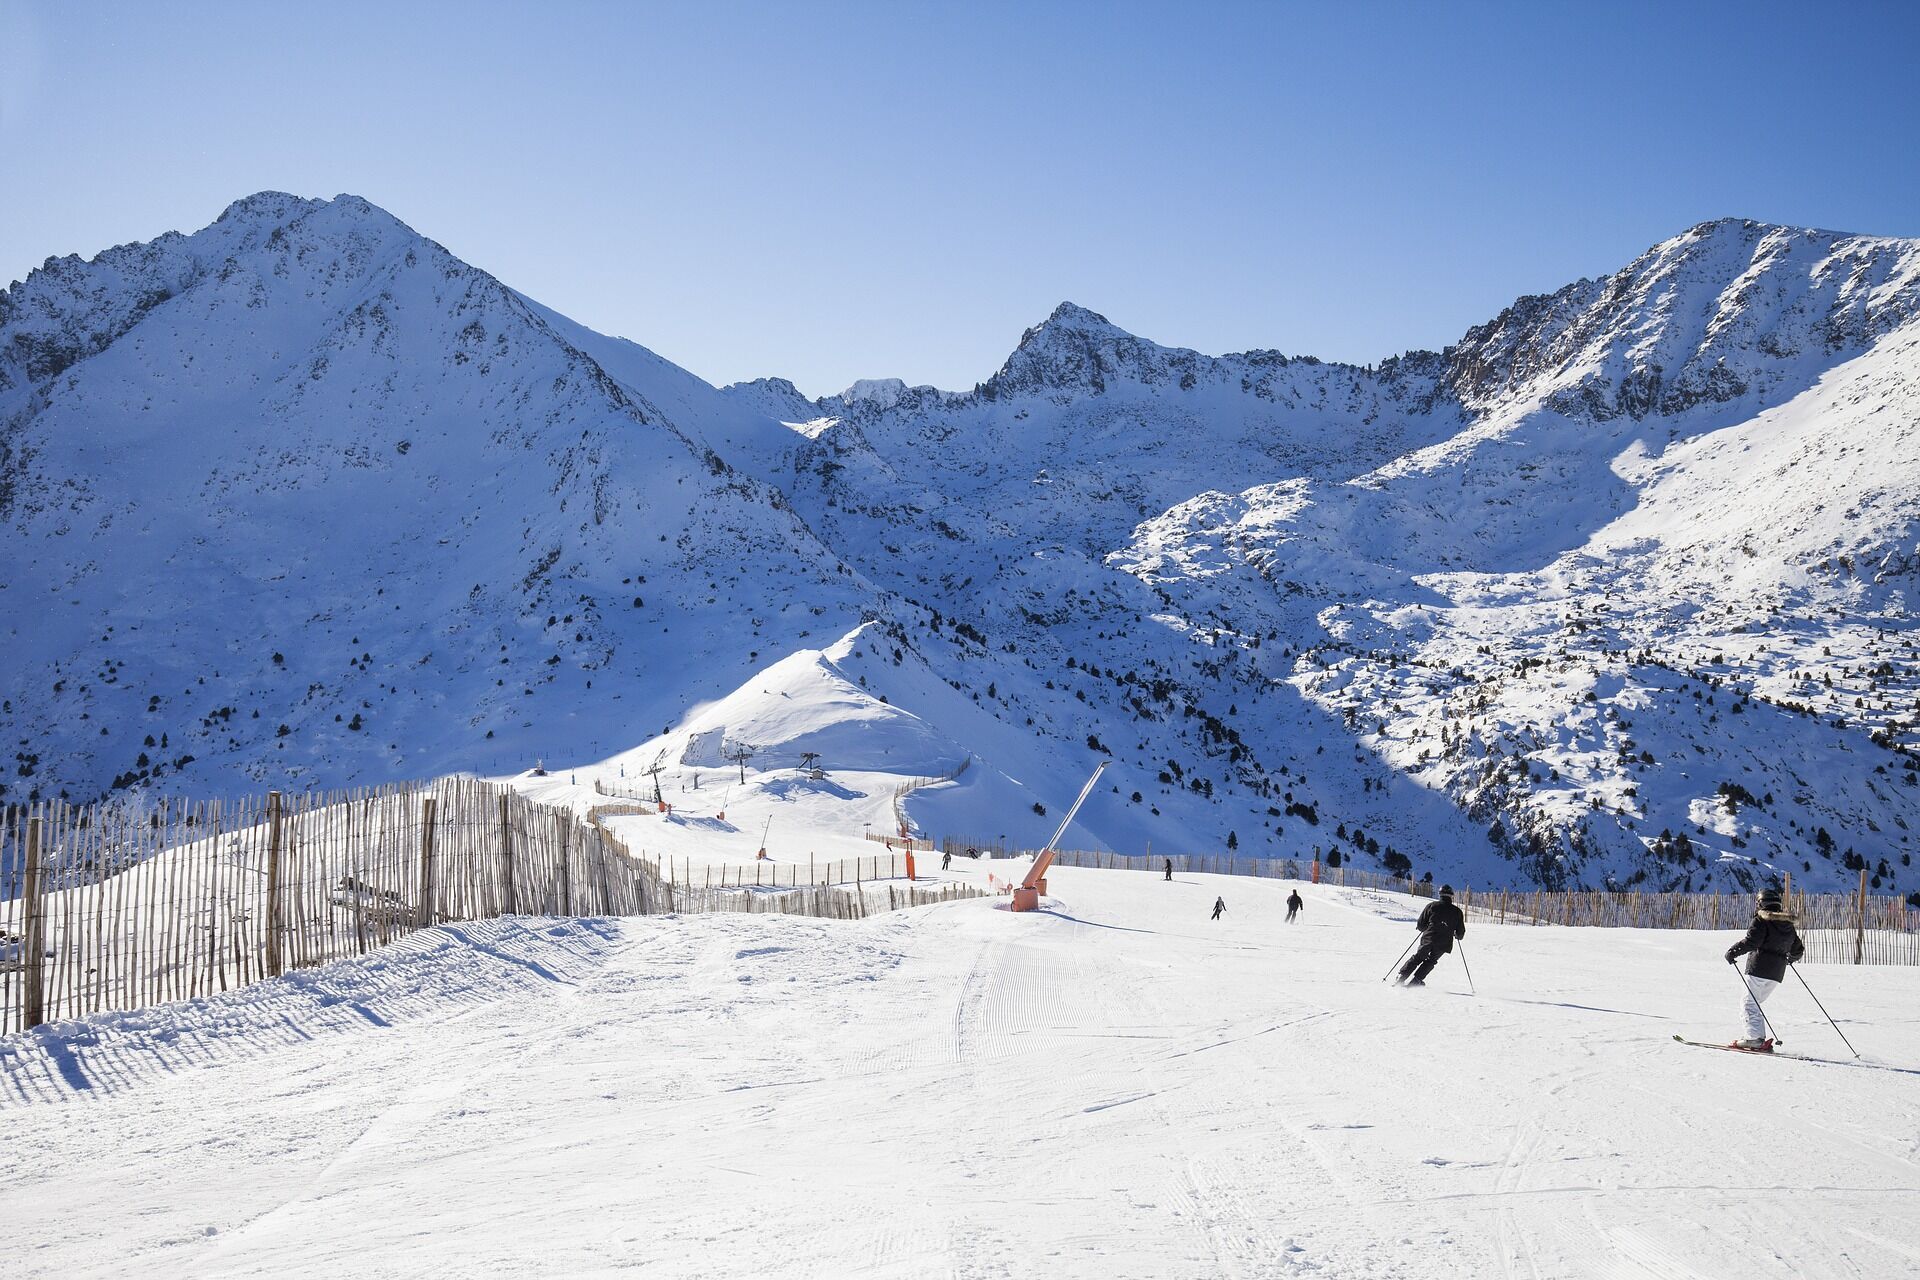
[1855,867,1868,965]
[557,816,571,915]
[265,790,285,978]
[20,815,45,1030]
[499,792,516,915]
[416,797,438,929]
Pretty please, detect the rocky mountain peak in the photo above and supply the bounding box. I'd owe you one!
[719,375,821,423]
[1438,216,1920,421]
[839,376,913,406]
[1030,300,1120,334]
[212,190,328,228]
[980,301,1203,401]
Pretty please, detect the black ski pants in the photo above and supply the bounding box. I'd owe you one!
[1400,942,1445,983]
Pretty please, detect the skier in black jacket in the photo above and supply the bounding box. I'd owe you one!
[1725,888,1804,1051]
[1396,885,1466,986]
[1286,890,1304,923]
[1164,858,1173,882]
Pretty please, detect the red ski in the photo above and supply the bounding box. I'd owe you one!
[1672,1035,1918,1076]
[1672,1034,1778,1055]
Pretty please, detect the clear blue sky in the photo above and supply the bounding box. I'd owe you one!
[4,0,1917,397]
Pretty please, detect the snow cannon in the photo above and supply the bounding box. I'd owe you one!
[1011,762,1107,912]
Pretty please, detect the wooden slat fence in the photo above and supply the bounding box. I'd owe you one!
[940,835,1012,859]
[1036,850,1919,965]
[1453,875,1917,965]
[864,833,933,851]
[591,779,659,807]
[648,850,925,891]
[0,779,985,1034]
[891,757,971,833]
[649,880,983,920]
[1048,849,1404,887]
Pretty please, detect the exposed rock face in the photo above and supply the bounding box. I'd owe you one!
[1438,218,1920,420]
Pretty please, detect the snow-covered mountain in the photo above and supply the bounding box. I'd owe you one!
[7,198,1919,896]
[0,194,874,797]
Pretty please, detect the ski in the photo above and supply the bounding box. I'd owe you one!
[1673,1034,1784,1056]
[1672,1035,1919,1076]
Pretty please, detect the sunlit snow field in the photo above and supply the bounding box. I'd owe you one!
[5,866,1916,1279]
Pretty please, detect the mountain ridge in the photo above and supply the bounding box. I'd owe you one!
[6,192,1919,898]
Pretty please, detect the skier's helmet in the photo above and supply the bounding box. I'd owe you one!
[1759,888,1784,910]
[1439,884,1454,900]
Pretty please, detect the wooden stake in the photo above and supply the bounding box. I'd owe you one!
[500,792,515,915]
[21,815,45,1030]
[417,797,438,929]
[1855,866,1869,966]
[264,791,285,979]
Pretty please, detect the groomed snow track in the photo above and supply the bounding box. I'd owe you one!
[4,866,1918,1278]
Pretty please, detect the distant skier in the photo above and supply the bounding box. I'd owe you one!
[1164,858,1173,882]
[1725,888,1804,1051]
[941,851,952,871]
[1211,896,1226,921]
[1286,890,1304,923]
[1396,885,1466,986]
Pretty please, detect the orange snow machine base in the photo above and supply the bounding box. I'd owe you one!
[1010,877,1049,911]
[1011,763,1105,915]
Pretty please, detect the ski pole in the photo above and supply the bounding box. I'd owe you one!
[1789,963,1859,1058]
[1383,937,1417,982]
[1457,941,1476,996]
[1730,962,1784,1046]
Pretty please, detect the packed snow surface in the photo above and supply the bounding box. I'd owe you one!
[5,868,1916,1278]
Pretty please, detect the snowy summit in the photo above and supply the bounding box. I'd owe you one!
[3,197,1920,897]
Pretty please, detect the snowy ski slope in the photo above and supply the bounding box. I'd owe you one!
[4,868,1916,1279]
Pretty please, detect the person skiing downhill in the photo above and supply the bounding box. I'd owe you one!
[1286,890,1304,923]
[1211,896,1226,921]
[1164,858,1173,882]
[1396,885,1465,986]
[1725,887,1804,1051]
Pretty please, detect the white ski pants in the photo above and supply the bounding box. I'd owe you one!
[1741,975,1779,1041]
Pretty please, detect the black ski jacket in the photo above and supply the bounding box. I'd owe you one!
[1726,911,1804,982]
[1416,899,1466,952]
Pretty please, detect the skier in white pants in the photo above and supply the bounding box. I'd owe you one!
[1723,887,1805,1051]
